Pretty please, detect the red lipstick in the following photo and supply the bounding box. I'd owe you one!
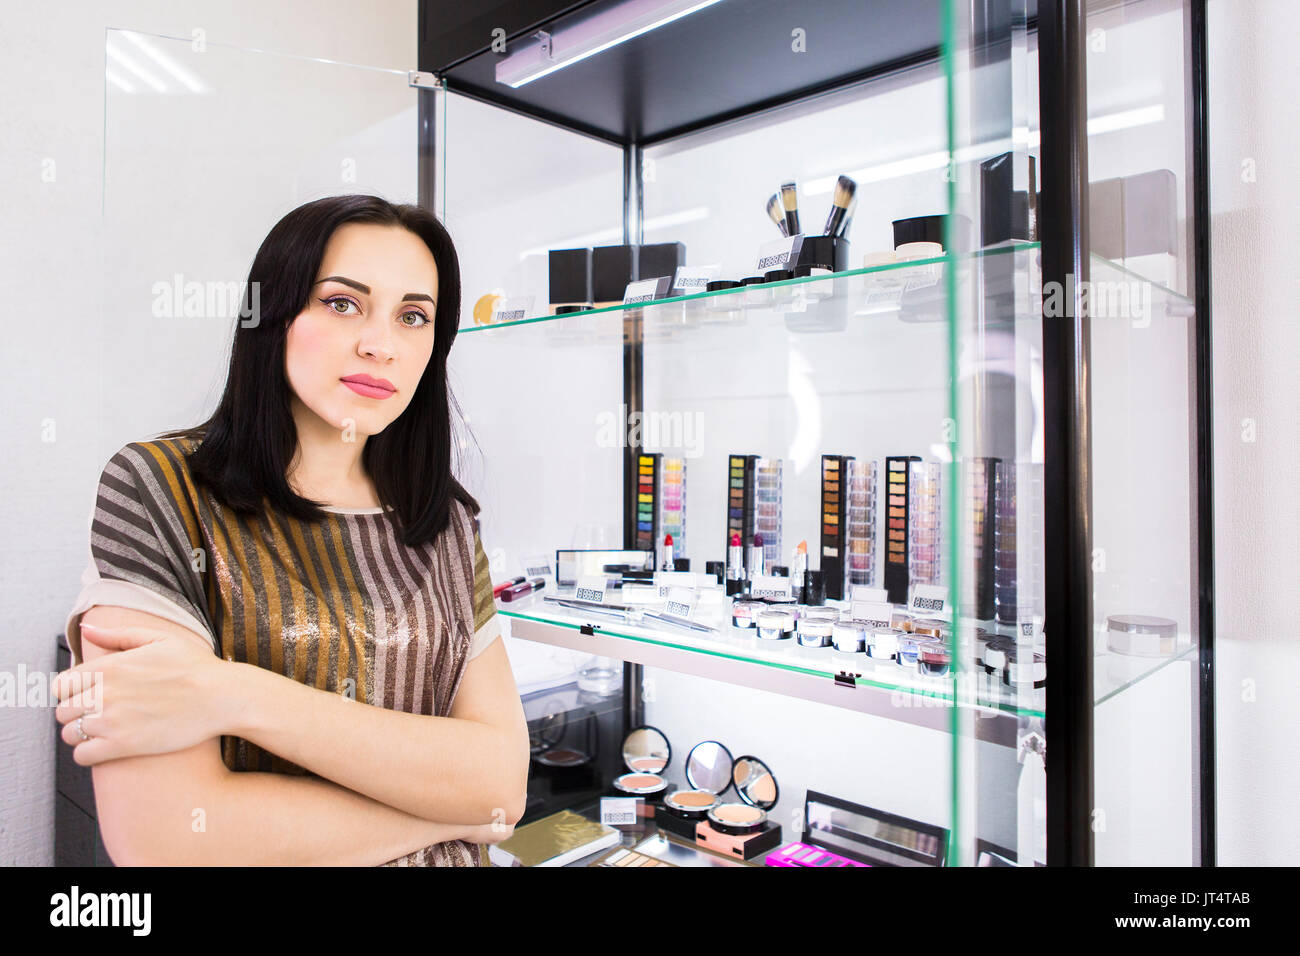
[341,374,396,399]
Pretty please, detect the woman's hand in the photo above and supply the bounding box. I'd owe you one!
[54,623,229,766]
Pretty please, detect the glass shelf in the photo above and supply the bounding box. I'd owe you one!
[1094,641,1197,707]
[457,243,1041,336]
[497,592,1043,724]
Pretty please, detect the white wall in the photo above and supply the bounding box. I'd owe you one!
[1206,0,1300,866]
[0,0,417,866]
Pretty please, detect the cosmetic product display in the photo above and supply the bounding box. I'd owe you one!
[819,455,850,600]
[660,457,686,558]
[593,845,676,867]
[697,754,782,860]
[493,809,620,867]
[726,531,745,595]
[845,458,877,590]
[832,620,866,653]
[755,458,783,572]
[472,292,503,325]
[766,193,789,236]
[982,635,1015,674]
[1106,614,1179,658]
[612,725,672,809]
[867,627,900,661]
[779,181,801,236]
[730,599,764,629]
[639,242,687,286]
[1002,645,1047,688]
[891,213,971,252]
[500,577,546,602]
[755,607,795,641]
[635,453,661,553]
[917,639,952,676]
[770,791,947,867]
[909,460,942,590]
[796,617,834,647]
[897,635,924,670]
[725,454,758,581]
[555,549,655,588]
[967,457,999,620]
[980,152,1038,245]
[492,576,525,599]
[548,247,593,313]
[747,533,765,580]
[823,175,858,238]
[591,243,636,307]
[993,461,1018,625]
[884,455,921,604]
[910,618,948,639]
[656,739,734,841]
[594,833,750,868]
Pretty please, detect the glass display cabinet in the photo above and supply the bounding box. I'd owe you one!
[432,0,1213,867]
[89,0,1212,868]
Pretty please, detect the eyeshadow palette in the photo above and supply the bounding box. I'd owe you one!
[845,458,877,591]
[993,460,1017,625]
[909,461,942,591]
[755,458,783,571]
[725,454,758,576]
[967,457,999,620]
[635,453,661,553]
[884,455,921,604]
[660,457,686,558]
[820,455,852,600]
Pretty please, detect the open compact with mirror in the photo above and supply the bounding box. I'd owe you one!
[610,725,672,816]
[656,739,783,860]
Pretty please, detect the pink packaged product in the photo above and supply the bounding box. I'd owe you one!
[765,841,868,868]
[763,790,949,868]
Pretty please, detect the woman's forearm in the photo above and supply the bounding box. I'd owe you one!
[105,762,470,867]
[220,660,526,825]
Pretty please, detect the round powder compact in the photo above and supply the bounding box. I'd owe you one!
[756,609,795,641]
[613,772,667,800]
[626,756,666,772]
[911,618,947,639]
[663,788,720,820]
[796,618,834,647]
[832,621,866,653]
[707,802,767,835]
[731,600,765,629]
[868,628,900,661]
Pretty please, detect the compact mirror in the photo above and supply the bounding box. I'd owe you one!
[622,725,670,774]
[684,740,735,795]
[732,755,779,810]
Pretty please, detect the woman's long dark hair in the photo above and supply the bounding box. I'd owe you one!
[158,194,478,547]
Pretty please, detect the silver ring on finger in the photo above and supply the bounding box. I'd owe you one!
[76,716,91,741]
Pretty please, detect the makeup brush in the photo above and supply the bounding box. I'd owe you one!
[837,191,859,240]
[823,175,858,237]
[780,181,802,236]
[766,193,789,237]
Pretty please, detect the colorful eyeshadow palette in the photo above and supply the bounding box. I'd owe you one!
[660,457,686,557]
[755,458,783,571]
[884,455,920,604]
[909,461,942,591]
[820,455,852,600]
[725,454,758,576]
[845,458,877,590]
[993,460,1017,625]
[967,457,999,620]
[765,841,869,867]
[635,453,660,552]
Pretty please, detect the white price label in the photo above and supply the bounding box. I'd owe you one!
[600,797,641,826]
[574,575,608,605]
[749,574,793,601]
[623,277,670,304]
[851,586,889,604]
[490,295,534,323]
[850,600,894,629]
[672,264,720,294]
[522,554,552,580]
[755,235,804,272]
[908,585,950,618]
[662,585,697,621]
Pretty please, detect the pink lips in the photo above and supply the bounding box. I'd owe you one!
[341,375,396,399]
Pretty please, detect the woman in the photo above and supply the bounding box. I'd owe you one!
[54,194,528,866]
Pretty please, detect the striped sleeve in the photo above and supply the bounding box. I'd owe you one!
[466,521,500,660]
[64,442,217,666]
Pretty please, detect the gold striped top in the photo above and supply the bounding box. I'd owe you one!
[65,437,500,867]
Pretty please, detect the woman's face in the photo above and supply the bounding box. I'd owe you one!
[285,222,439,439]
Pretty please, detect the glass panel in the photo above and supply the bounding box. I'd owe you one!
[1084,0,1201,868]
[101,29,418,453]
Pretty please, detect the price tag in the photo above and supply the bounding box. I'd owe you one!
[522,554,553,580]
[908,585,950,619]
[1017,615,1043,646]
[654,570,697,591]
[851,586,889,604]
[662,585,698,621]
[490,296,534,323]
[672,264,720,294]
[749,574,793,601]
[574,574,609,605]
[850,600,894,629]
[623,277,671,304]
[755,235,804,272]
[600,797,642,827]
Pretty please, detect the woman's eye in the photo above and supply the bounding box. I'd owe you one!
[401,311,430,328]
[322,296,359,315]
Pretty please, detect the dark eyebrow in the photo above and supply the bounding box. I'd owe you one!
[314,275,435,304]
